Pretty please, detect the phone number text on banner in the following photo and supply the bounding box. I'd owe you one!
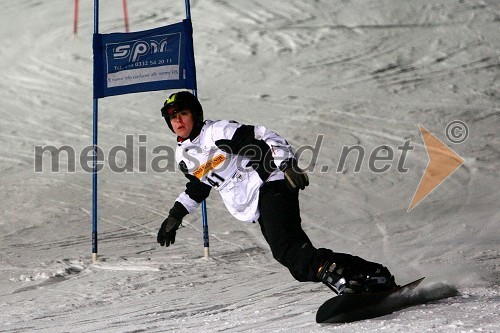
[93,20,197,98]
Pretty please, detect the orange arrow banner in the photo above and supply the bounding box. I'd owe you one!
[408,125,465,211]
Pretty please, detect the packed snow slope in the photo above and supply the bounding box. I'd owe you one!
[0,0,498,332]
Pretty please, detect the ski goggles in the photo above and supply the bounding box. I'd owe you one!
[161,101,187,118]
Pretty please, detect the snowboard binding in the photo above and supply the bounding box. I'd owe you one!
[317,259,397,295]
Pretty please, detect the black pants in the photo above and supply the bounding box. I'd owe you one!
[258,180,335,282]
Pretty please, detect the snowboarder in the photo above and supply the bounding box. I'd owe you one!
[156,91,397,295]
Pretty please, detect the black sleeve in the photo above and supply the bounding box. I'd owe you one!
[214,125,277,181]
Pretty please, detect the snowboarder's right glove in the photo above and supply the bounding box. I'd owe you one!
[157,216,182,247]
[280,158,309,191]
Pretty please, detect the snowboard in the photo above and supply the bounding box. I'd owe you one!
[316,277,426,323]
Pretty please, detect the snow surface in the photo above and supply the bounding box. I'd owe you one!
[0,0,499,332]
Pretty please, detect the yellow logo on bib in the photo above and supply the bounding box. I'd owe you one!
[193,154,226,179]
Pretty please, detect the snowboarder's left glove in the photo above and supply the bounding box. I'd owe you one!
[280,158,309,191]
[157,216,182,247]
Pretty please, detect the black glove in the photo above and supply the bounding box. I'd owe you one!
[281,159,309,191]
[157,216,182,247]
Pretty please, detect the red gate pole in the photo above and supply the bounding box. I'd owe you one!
[73,0,80,36]
[122,0,129,32]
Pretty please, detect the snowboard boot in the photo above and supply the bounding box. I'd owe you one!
[316,260,349,294]
[317,259,397,295]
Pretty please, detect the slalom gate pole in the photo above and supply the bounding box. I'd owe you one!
[184,0,192,18]
[92,0,100,263]
[184,0,209,258]
[201,200,209,258]
[73,0,79,36]
[122,0,129,32]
